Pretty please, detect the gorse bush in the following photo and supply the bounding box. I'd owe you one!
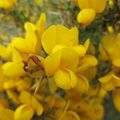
[0,0,120,120]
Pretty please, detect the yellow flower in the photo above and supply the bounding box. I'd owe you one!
[77,0,107,25]
[41,25,79,54]
[99,73,120,91]
[99,33,120,63]
[2,49,25,77]
[44,47,79,90]
[0,0,16,10]
[112,88,120,112]
[0,44,12,60]
[74,39,90,56]
[14,91,43,120]
[74,74,89,93]
[11,13,46,55]
[11,23,38,54]
[41,25,94,90]
[41,24,89,57]
[78,0,107,13]
[74,55,97,93]
[77,55,98,72]
[77,9,96,26]
[54,69,77,90]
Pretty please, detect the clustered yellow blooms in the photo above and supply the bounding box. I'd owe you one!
[0,0,120,120]
[73,0,107,26]
[98,29,120,112]
[0,10,103,119]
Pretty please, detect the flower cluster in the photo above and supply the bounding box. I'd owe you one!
[0,0,120,120]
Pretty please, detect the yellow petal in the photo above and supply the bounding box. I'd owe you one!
[75,74,89,93]
[53,25,70,45]
[41,25,58,54]
[54,69,77,90]
[91,0,107,13]
[99,34,120,61]
[99,73,114,83]
[41,25,78,54]
[2,61,25,77]
[11,22,38,54]
[78,0,90,9]
[25,22,39,54]
[99,73,120,91]
[112,88,120,112]
[11,37,33,54]
[12,49,23,61]
[0,44,12,60]
[77,55,98,72]
[24,22,37,32]
[78,0,107,13]
[19,91,32,104]
[45,47,79,75]
[14,105,34,120]
[36,13,46,37]
[74,39,90,56]
[74,45,86,56]
[60,47,79,72]
[84,38,90,52]
[19,91,43,116]
[44,50,61,76]
[69,27,79,46]
[16,79,31,91]
[4,79,16,89]
[113,59,120,67]
[77,9,96,26]
[31,96,43,115]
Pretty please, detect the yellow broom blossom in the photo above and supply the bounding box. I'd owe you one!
[44,47,79,90]
[11,13,46,55]
[2,49,25,77]
[14,91,43,120]
[99,73,120,91]
[77,0,107,25]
